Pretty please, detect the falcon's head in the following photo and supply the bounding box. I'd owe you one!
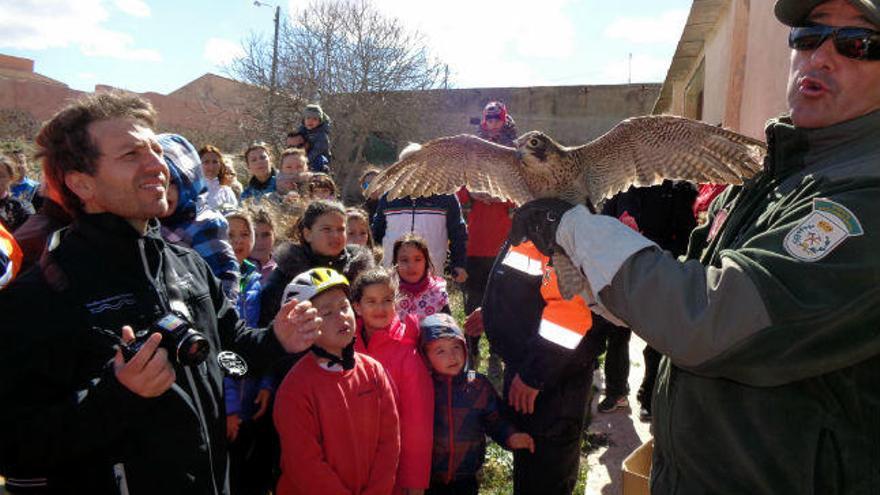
[515,131,565,173]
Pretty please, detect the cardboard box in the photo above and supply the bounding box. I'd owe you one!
[622,438,654,495]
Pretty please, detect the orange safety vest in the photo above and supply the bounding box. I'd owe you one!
[501,242,592,349]
[0,223,22,289]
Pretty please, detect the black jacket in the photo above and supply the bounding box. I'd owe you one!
[0,213,286,494]
[600,180,697,256]
[258,242,374,327]
[482,241,597,390]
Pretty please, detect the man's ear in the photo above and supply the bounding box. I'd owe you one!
[64,171,96,206]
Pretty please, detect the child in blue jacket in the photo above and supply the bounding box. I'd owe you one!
[297,104,332,173]
[419,314,534,495]
[224,209,276,495]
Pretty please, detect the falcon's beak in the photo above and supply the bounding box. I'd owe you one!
[516,150,525,161]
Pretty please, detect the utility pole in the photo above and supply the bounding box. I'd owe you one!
[443,64,448,89]
[628,52,633,84]
[255,1,281,137]
[271,5,280,93]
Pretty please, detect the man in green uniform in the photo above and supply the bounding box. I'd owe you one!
[511,0,880,492]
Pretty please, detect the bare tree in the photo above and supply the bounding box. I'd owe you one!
[230,0,447,195]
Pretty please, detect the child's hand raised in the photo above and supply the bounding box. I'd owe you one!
[507,432,535,453]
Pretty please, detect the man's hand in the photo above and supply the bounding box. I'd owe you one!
[509,198,576,257]
[272,298,323,353]
[226,414,241,442]
[507,432,536,453]
[252,388,272,420]
[452,267,468,284]
[113,326,176,398]
[464,308,484,337]
[508,373,540,414]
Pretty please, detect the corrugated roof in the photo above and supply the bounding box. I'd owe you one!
[652,0,726,114]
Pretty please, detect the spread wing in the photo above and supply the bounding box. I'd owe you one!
[366,134,533,205]
[578,115,767,202]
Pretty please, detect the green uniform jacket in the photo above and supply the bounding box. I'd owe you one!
[598,111,880,494]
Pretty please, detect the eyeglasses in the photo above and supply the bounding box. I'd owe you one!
[484,116,502,122]
[789,24,880,61]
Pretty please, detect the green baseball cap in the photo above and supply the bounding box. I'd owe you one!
[775,0,880,27]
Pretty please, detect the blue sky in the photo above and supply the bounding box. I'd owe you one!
[0,0,692,94]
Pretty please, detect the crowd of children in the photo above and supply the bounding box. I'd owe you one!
[0,101,598,495]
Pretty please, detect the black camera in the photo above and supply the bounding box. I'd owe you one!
[123,313,210,366]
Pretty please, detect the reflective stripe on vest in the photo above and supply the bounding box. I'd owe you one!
[502,242,592,350]
[0,224,22,289]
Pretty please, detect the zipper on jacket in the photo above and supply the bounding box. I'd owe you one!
[410,199,416,233]
[445,376,454,484]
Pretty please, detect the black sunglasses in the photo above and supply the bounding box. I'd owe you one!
[789,23,880,61]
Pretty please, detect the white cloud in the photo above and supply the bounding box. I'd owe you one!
[0,0,161,61]
[203,38,245,66]
[114,0,151,17]
[287,0,577,88]
[596,53,671,84]
[78,72,97,80]
[603,9,689,44]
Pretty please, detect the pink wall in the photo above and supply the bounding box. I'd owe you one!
[740,0,791,139]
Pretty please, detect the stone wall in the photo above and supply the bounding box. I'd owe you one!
[415,84,661,146]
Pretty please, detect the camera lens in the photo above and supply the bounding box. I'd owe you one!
[177,332,210,366]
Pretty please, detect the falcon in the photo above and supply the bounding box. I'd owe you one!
[367,115,767,299]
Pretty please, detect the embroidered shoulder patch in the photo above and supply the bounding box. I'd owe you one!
[783,198,863,262]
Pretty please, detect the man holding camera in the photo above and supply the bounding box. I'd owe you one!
[512,0,880,492]
[0,92,318,493]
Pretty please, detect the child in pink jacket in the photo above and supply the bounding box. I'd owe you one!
[353,267,434,495]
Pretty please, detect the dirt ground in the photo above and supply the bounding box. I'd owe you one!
[584,334,654,495]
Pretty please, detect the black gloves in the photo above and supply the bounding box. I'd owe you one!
[509,198,577,257]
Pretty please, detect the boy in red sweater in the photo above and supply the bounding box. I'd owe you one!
[274,268,401,495]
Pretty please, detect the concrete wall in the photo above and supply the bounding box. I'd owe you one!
[0,53,659,150]
[702,1,734,125]
[656,0,790,140]
[422,84,661,146]
[739,0,790,138]
[0,73,252,142]
[0,79,84,123]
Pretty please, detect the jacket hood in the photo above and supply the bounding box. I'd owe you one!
[302,104,331,126]
[418,313,469,376]
[159,134,206,226]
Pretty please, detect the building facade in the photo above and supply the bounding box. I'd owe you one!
[653,0,791,139]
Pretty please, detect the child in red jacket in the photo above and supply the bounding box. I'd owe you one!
[274,268,400,495]
[352,267,434,495]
